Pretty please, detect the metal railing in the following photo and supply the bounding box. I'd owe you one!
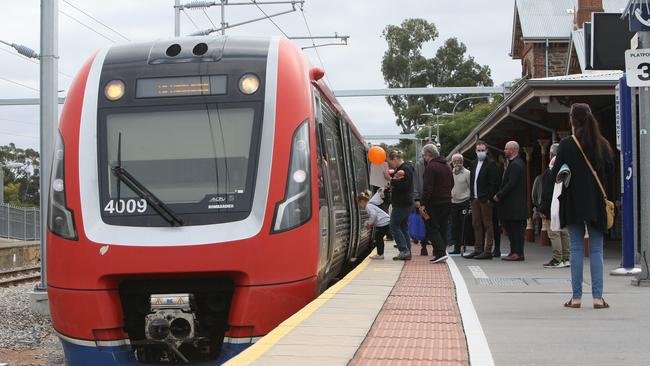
[0,203,40,241]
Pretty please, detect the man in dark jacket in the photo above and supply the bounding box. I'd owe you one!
[539,143,570,268]
[420,144,454,264]
[493,141,528,261]
[387,150,415,260]
[464,141,501,260]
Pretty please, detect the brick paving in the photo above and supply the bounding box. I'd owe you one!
[349,244,469,366]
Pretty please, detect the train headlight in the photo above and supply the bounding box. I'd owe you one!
[239,74,259,95]
[48,131,78,240]
[104,80,125,101]
[292,169,307,183]
[272,120,311,233]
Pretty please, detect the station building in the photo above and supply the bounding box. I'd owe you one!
[450,0,628,244]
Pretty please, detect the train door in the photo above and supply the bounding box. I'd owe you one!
[339,118,360,262]
[351,136,372,255]
[314,95,331,277]
[318,99,351,274]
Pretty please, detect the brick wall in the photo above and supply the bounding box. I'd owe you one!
[520,42,569,78]
[548,43,569,76]
[576,0,603,28]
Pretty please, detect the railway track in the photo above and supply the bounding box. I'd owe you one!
[0,265,41,287]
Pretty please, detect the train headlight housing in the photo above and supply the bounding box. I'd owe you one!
[104,80,125,101]
[48,131,78,240]
[238,74,259,95]
[272,120,312,233]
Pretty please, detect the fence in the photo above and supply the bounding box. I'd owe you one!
[0,203,40,241]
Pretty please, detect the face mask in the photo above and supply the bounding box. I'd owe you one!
[453,165,462,173]
[477,151,487,160]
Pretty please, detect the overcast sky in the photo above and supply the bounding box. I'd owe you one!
[0,0,520,150]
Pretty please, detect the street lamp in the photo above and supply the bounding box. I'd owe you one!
[451,95,494,116]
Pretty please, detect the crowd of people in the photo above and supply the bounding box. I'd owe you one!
[359,103,613,308]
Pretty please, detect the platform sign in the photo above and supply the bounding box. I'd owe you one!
[615,83,622,150]
[618,76,635,270]
[625,49,650,86]
[628,2,650,32]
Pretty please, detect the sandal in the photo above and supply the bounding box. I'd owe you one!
[593,299,610,309]
[564,299,581,308]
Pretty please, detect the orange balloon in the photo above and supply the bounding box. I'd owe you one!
[368,146,386,165]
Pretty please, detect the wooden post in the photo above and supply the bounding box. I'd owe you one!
[524,146,535,242]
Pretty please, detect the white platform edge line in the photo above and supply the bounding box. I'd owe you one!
[447,257,495,366]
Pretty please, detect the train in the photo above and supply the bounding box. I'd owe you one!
[46,35,373,365]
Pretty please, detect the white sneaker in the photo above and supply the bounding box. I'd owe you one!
[370,254,384,260]
[430,254,449,264]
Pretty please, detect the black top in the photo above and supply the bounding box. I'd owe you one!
[421,156,453,206]
[551,136,614,231]
[539,167,554,217]
[495,156,528,221]
[469,158,501,202]
[389,162,415,208]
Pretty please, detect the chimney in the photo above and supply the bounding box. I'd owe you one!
[576,0,604,29]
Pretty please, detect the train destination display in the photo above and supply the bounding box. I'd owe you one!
[136,75,227,98]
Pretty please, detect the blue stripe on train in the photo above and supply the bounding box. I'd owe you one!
[60,338,251,365]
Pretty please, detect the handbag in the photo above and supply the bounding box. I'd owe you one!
[571,136,615,229]
[408,209,427,241]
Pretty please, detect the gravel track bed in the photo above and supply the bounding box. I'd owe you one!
[0,282,63,365]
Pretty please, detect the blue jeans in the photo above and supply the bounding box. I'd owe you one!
[390,205,413,254]
[567,223,605,299]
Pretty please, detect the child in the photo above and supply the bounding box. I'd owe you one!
[358,191,390,259]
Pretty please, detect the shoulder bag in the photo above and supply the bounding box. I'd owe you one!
[571,136,614,229]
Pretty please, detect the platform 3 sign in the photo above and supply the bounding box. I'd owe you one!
[625,49,650,87]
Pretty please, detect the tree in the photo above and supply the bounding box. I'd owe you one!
[1,143,40,206]
[416,99,501,157]
[382,18,438,134]
[428,38,493,113]
[3,182,22,206]
[381,19,494,134]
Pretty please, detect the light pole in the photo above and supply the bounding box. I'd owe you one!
[451,95,494,116]
[0,13,52,295]
[420,110,453,148]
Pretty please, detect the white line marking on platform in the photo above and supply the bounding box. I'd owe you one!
[468,265,488,279]
[448,257,495,366]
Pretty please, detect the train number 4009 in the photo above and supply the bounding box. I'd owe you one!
[104,199,147,214]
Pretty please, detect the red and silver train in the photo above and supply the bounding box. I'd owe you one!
[47,36,372,365]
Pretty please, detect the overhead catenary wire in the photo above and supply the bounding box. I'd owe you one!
[251,0,290,38]
[201,8,218,29]
[59,9,117,43]
[0,76,39,92]
[0,130,38,140]
[0,117,38,125]
[62,0,130,42]
[299,7,332,87]
[183,9,202,31]
[0,47,74,80]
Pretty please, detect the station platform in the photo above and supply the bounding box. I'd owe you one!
[225,236,650,366]
[224,243,491,366]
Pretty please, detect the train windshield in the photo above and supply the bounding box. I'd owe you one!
[100,104,262,225]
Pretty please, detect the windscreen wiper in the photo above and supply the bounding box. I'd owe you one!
[112,133,184,227]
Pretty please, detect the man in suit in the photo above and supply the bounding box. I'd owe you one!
[464,141,500,260]
[493,141,528,261]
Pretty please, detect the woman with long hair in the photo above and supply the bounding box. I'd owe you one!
[551,103,614,309]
